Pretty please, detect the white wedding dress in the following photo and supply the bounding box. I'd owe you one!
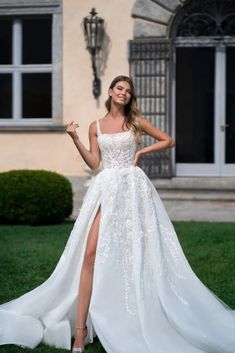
[0,119,235,353]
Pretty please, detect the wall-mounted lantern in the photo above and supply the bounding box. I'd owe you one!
[82,8,104,98]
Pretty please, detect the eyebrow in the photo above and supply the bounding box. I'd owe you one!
[116,85,131,92]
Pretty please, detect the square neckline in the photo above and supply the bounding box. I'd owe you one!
[97,119,132,136]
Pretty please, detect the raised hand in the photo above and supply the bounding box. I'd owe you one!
[66,121,80,140]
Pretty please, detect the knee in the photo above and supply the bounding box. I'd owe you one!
[83,249,96,269]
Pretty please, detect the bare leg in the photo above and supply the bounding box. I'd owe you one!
[72,206,101,350]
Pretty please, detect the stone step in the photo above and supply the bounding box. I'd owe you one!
[157,190,235,201]
[152,176,235,190]
[152,177,235,201]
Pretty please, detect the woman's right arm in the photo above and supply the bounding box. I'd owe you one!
[66,120,101,171]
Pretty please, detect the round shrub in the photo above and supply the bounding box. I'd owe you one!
[0,170,73,225]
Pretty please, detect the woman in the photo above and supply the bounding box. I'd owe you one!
[0,76,234,353]
[67,75,235,353]
[67,75,176,352]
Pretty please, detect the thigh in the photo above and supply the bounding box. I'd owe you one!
[84,206,101,257]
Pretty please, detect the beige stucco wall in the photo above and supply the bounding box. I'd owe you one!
[0,133,82,175]
[63,0,135,168]
[0,0,135,176]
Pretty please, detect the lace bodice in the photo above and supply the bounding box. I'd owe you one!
[96,119,137,169]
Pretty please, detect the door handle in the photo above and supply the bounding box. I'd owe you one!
[220,124,230,131]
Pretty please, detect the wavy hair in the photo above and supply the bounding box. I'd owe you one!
[105,75,142,144]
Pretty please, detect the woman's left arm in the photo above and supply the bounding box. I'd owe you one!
[134,116,176,166]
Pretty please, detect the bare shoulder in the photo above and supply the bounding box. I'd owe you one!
[89,120,98,135]
[138,116,156,132]
[137,115,174,143]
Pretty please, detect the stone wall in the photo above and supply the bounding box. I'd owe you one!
[132,0,188,37]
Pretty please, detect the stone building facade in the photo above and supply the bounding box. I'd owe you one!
[131,0,235,178]
[0,0,234,182]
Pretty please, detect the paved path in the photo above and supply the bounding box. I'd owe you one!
[159,199,235,222]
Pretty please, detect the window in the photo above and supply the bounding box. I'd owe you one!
[0,1,62,130]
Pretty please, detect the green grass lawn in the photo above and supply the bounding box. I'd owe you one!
[0,221,234,353]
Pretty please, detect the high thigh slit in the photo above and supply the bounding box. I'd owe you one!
[0,118,235,352]
[84,205,101,263]
[74,205,101,335]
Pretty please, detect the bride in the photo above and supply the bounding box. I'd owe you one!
[0,75,235,353]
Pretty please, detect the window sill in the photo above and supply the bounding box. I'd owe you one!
[0,124,66,132]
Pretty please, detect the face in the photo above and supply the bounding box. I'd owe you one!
[108,81,132,106]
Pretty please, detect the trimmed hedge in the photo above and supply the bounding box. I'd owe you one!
[0,170,73,225]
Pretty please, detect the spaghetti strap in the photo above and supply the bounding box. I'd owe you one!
[96,119,102,136]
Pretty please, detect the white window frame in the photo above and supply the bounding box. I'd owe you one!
[0,0,62,131]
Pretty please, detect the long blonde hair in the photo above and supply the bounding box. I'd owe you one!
[105,75,142,144]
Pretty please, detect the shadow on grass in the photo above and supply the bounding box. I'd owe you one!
[0,336,105,353]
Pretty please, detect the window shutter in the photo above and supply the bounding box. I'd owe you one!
[129,39,172,178]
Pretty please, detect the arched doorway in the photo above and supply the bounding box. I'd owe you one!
[171,0,235,176]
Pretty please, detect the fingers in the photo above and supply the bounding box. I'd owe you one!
[66,121,80,129]
[71,121,79,126]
